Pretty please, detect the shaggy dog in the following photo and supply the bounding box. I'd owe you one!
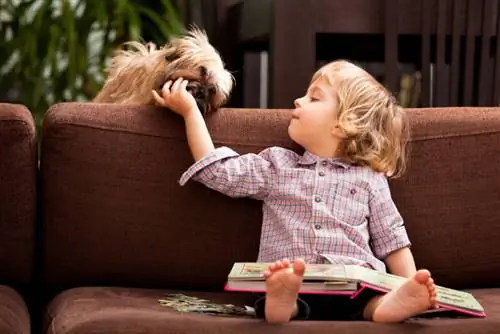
[93,27,234,114]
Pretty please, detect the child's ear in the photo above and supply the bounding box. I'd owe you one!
[331,123,346,138]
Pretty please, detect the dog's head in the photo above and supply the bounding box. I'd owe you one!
[93,27,234,114]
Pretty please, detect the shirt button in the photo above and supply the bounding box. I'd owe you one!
[315,224,322,230]
[314,196,322,203]
[350,189,357,195]
[321,161,328,166]
[318,171,325,177]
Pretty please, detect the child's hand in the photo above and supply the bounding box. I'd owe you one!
[152,77,199,118]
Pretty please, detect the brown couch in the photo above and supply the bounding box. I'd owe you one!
[0,103,36,334]
[1,101,500,333]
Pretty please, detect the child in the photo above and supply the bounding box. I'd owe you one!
[152,60,437,324]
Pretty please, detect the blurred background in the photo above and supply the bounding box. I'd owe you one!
[0,0,195,128]
[2,0,500,131]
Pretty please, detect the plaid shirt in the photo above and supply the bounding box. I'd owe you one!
[179,146,411,272]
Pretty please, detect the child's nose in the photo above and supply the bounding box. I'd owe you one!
[294,98,302,108]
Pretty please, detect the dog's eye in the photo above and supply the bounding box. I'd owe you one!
[199,66,207,78]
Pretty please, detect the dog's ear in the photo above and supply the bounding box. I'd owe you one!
[165,54,177,62]
[164,49,179,62]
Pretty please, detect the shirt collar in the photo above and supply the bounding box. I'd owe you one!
[297,151,350,169]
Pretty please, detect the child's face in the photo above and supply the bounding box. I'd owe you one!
[288,77,343,155]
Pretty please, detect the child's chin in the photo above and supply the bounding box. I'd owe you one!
[287,125,300,144]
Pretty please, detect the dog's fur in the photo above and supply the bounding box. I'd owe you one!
[93,27,234,114]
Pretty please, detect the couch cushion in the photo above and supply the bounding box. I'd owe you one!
[41,103,500,292]
[0,103,37,286]
[43,286,499,334]
[0,285,30,334]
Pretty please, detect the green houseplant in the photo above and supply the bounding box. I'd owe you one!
[0,0,185,126]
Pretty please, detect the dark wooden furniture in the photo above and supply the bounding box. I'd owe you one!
[385,0,500,107]
[239,0,500,108]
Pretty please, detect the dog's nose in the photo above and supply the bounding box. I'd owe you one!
[208,86,216,96]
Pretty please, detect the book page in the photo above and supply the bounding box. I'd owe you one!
[228,263,268,280]
[435,286,484,312]
[228,262,349,281]
[346,265,405,290]
[346,265,484,312]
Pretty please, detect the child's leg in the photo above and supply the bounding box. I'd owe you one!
[262,258,306,324]
[362,269,437,323]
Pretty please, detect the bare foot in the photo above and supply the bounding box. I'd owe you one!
[263,258,306,324]
[371,269,437,323]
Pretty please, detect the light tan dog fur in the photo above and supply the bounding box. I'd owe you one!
[93,27,234,114]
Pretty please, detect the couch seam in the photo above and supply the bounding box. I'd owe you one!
[411,129,500,142]
[44,119,500,145]
[43,120,295,147]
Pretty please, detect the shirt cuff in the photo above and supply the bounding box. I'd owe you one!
[179,146,239,186]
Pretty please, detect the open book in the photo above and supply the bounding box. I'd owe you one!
[224,262,486,318]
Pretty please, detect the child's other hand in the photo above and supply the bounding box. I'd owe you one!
[152,77,199,118]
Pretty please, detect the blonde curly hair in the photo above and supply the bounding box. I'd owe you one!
[312,60,410,178]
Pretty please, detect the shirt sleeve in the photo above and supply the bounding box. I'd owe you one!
[368,176,411,260]
[178,146,275,200]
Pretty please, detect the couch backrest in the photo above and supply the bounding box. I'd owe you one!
[40,103,500,292]
[0,103,37,288]
[389,107,500,289]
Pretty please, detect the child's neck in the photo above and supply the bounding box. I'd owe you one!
[306,142,342,160]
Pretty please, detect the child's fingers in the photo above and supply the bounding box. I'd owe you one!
[151,90,165,106]
[171,77,183,91]
[180,79,189,92]
[161,80,173,97]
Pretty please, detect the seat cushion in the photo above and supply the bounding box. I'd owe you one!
[44,286,500,334]
[0,285,30,334]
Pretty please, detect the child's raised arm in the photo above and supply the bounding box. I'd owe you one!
[153,77,276,201]
[152,78,214,161]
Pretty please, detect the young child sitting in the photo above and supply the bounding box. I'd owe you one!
[152,60,437,324]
